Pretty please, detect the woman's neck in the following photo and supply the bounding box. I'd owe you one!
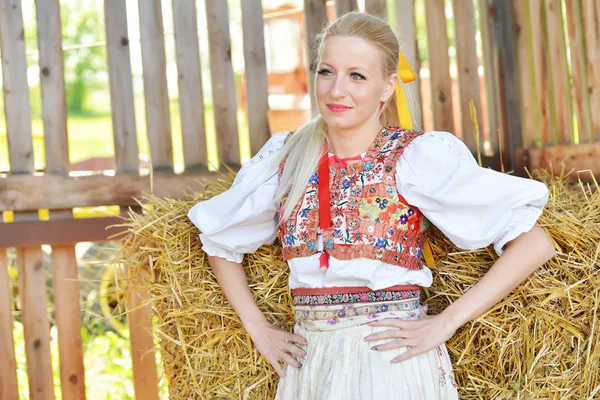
[327,120,383,158]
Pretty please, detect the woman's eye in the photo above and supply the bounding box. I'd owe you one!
[317,69,333,76]
[351,72,366,80]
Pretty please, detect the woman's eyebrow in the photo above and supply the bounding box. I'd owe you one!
[318,62,369,72]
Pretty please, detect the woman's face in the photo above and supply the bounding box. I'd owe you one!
[315,36,396,130]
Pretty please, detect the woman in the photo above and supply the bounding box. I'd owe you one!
[188,12,555,399]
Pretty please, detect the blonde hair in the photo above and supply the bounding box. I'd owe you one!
[273,11,415,225]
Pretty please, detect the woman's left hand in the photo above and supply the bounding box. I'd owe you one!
[363,313,458,364]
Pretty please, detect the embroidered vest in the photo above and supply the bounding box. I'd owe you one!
[277,127,430,271]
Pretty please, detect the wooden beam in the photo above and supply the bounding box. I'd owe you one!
[105,0,139,174]
[0,0,34,174]
[522,141,600,183]
[241,0,271,155]
[335,0,358,17]
[0,216,125,258]
[0,249,19,400]
[0,172,218,212]
[303,0,329,116]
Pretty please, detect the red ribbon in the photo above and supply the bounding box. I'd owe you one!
[317,144,363,269]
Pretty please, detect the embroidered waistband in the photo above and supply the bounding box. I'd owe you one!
[292,285,421,306]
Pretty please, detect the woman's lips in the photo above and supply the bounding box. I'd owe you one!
[326,104,351,113]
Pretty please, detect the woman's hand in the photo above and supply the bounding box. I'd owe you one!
[245,321,308,379]
[363,313,457,364]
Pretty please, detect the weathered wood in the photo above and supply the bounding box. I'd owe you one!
[513,0,537,148]
[51,246,85,400]
[241,0,271,155]
[0,172,217,212]
[205,0,241,168]
[335,0,358,16]
[424,0,455,133]
[0,0,34,174]
[478,0,500,149]
[394,0,422,129]
[529,0,552,146]
[303,0,329,116]
[582,0,600,141]
[105,0,139,174]
[173,0,207,170]
[0,249,19,400]
[565,0,593,144]
[452,0,481,150]
[0,216,126,248]
[523,141,600,182]
[137,0,173,171]
[36,0,69,176]
[17,247,55,400]
[127,268,159,400]
[490,0,523,174]
[545,0,573,144]
[365,0,387,19]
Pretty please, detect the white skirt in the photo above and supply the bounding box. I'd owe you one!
[275,297,459,399]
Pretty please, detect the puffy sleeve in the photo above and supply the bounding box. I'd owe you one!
[187,131,288,263]
[396,131,549,256]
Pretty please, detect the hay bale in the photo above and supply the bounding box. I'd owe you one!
[119,169,600,399]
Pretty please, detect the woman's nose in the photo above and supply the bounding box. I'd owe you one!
[329,77,348,98]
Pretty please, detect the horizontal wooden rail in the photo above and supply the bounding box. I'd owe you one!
[0,171,225,212]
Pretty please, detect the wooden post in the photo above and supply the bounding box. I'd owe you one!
[452,0,483,151]
[479,0,501,150]
[205,0,241,168]
[241,0,271,154]
[173,0,208,170]
[138,0,173,172]
[394,0,422,129]
[0,249,19,400]
[582,0,600,141]
[105,0,140,174]
[303,0,328,117]
[424,0,455,133]
[490,0,523,174]
[365,0,388,19]
[335,0,358,17]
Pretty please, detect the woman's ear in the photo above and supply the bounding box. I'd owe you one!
[381,72,399,103]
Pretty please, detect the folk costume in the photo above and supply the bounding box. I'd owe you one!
[187,55,549,399]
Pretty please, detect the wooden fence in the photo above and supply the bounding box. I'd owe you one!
[0,0,598,399]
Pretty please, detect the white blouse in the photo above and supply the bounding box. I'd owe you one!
[187,130,549,290]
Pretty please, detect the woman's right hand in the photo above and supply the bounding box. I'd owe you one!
[245,320,308,379]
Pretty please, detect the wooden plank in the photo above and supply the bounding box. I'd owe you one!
[452,0,482,151]
[0,172,216,212]
[582,0,600,141]
[173,0,207,170]
[241,0,271,156]
[0,249,19,400]
[51,246,85,400]
[424,0,455,133]
[17,247,55,400]
[137,0,173,171]
[335,0,358,16]
[0,216,126,248]
[0,0,34,174]
[365,0,388,19]
[513,0,536,149]
[529,0,552,146]
[490,0,523,174]
[105,0,139,174]
[127,268,159,400]
[565,0,593,144]
[545,0,574,144]
[524,141,600,182]
[303,0,329,116]
[394,0,423,129]
[478,0,500,150]
[205,0,241,168]
[36,0,69,176]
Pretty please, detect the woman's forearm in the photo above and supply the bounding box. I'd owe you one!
[207,255,269,331]
[440,224,556,329]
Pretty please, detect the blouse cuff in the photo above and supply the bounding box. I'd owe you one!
[492,204,545,256]
[199,234,244,264]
